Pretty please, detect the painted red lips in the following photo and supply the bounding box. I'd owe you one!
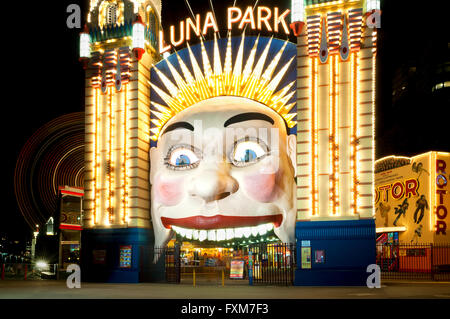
[161,214,283,230]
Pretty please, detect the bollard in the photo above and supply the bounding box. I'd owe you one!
[222,269,224,287]
[24,264,27,281]
[1,264,4,280]
[193,268,196,287]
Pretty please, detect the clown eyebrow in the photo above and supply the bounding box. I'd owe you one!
[224,112,275,127]
[161,122,195,135]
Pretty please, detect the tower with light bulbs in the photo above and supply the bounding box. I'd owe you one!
[80,0,162,282]
[292,0,380,285]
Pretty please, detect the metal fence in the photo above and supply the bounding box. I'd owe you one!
[376,243,450,281]
[163,246,181,283]
[147,246,181,284]
[248,243,296,286]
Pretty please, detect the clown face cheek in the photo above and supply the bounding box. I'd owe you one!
[154,175,184,206]
[244,172,277,202]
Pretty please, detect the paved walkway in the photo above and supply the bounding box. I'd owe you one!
[1,280,450,299]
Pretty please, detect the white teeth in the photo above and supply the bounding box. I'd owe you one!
[199,230,207,241]
[170,223,275,241]
[257,224,267,236]
[207,230,216,241]
[217,229,226,241]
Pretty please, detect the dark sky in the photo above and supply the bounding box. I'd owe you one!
[2,0,449,241]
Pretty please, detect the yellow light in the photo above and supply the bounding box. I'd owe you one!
[350,51,358,214]
[355,48,360,215]
[331,54,339,215]
[213,34,224,96]
[329,55,334,215]
[376,226,407,233]
[429,152,433,231]
[95,87,103,225]
[110,84,115,225]
[305,0,359,10]
[310,56,315,217]
[106,86,111,224]
[93,88,99,225]
[310,57,318,216]
[310,57,314,216]
[223,32,233,91]
[371,39,376,217]
[123,84,128,224]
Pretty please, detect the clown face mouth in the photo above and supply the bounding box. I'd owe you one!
[161,214,282,241]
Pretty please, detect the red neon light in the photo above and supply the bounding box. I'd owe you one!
[60,190,84,197]
[59,224,82,230]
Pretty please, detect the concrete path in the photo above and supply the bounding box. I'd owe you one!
[1,280,450,299]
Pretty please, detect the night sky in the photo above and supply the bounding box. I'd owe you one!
[2,0,449,242]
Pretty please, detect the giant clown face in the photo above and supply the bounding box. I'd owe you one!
[150,96,297,248]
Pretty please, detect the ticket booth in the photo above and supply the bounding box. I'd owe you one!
[57,186,83,274]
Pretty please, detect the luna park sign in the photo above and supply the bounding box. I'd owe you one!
[159,6,291,53]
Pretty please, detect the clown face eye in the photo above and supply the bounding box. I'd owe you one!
[231,138,269,167]
[165,145,200,170]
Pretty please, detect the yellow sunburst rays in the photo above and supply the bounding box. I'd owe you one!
[149,34,297,141]
[223,33,233,94]
[213,34,224,96]
[200,39,215,96]
[230,34,245,97]
[241,36,272,99]
[187,42,211,100]
[240,35,260,94]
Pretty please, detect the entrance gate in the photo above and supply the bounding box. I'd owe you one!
[144,246,181,283]
[248,243,296,286]
[164,245,181,283]
[157,243,297,285]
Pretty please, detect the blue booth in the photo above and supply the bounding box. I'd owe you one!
[294,219,376,286]
[80,228,165,283]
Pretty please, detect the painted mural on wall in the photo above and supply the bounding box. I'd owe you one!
[149,36,297,249]
[375,152,450,244]
[375,155,430,243]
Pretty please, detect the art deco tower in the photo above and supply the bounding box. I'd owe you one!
[294,0,378,221]
[79,0,161,282]
[291,0,380,285]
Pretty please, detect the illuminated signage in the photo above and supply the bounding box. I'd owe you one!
[159,6,291,53]
[375,152,450,243]
[301,247,311,269]
[230,260,245,279]
[375,178,419,204]
[119,245,132,268]
[436,159,448,235]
